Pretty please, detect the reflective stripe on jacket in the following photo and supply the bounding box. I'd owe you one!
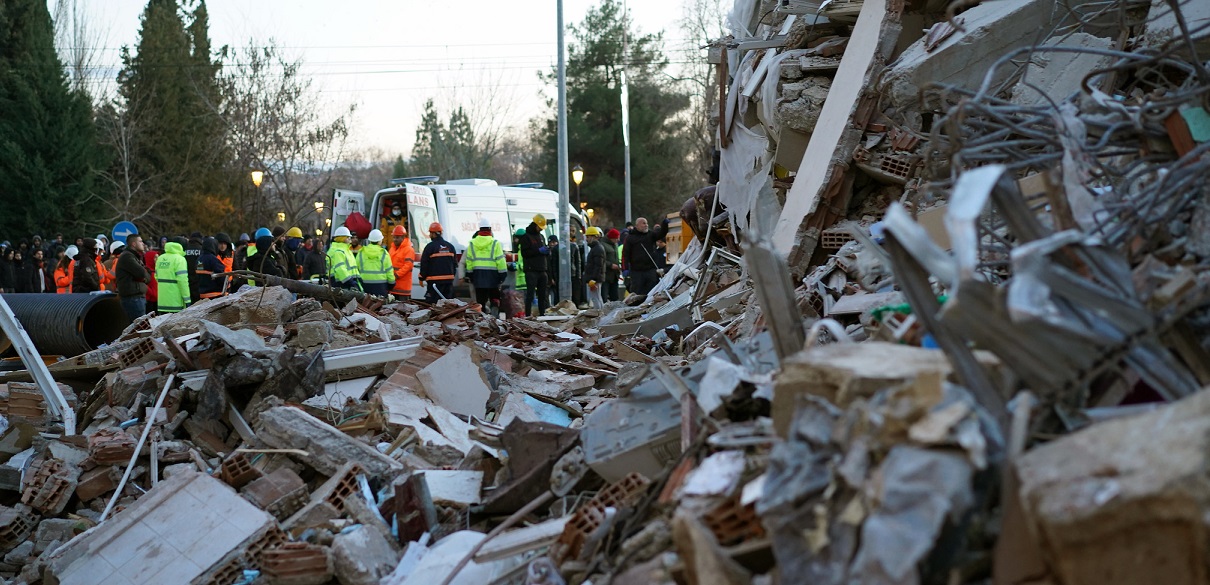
[390,240,415,295]
[326,240,359,284]
[357,244,395,285]
[155,242,191,313]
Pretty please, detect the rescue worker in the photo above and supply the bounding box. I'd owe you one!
[303,239,326,281]
[252,229,286,278]
[214,232,234,292]
[106,240,124,284]
[622,216,669,297]
[197,237,228,299]
[463,218,506,313]
[381,200,407,235]
[184,231,203,303]
[519,215,551,317]
[358,229,395,297]
[115,235,151,320]
[155,239,191,313]
[53,246,74,293]
[283,227,304,278]
[418,222,457,303]
[244,228,271,280]
[602,228,621,302]
[234,233,252,271]
[326,226,361,290]
[72,238,102,293]
[389,225,415,299]
[511,228,527,315]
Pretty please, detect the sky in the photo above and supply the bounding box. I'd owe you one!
[63,0,708,160]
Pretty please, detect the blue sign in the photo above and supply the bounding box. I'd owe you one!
[112,222,139,244]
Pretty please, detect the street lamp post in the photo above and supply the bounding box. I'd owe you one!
[572,164,584,210]
[250,170,264,227]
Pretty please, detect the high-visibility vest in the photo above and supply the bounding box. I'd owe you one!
[515,254,526,289]
[465,235,505,272]
[155,243,191,313]
[357,244,395,285]
[326,241,359,284]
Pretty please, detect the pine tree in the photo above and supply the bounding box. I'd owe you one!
[531,0,693,223]
[116,0,227,234]
[0,0,101,239]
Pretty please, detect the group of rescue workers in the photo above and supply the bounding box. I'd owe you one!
[16,199,670,322]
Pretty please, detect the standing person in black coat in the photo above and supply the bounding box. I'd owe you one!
[518,215,551,317]
[0,248,13,293]
[302,239,327,280]
[622,216,669,297]
[72,239,102,293]
[570,231,585,308]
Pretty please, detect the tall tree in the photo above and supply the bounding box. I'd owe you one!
[216,42,355,232]
[0,0,101,239]
[116,0,227,234]
[530,0,693,224]
[409,98,496,181]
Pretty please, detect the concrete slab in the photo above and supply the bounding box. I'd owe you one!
[46,470,274,585]
[422,470,484,506]
[416,344,490,419]
[1009,33,1114,106]
[256,406,404,478]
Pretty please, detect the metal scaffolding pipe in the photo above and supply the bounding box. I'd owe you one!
[0,293,130,357]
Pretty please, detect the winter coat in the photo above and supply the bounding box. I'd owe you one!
[586,240,606,283]
[390,239,415,295]
[155,241,190,313]
[116,248,151,299]
[622,219,669,272]
[197,238,228,298]
[419,235,457,282]
[518,223,549,273]
[465,233,506,289]
[72,251,102,293]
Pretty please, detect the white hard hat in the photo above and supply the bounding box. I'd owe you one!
[478,218,491,229]
[109,240,125,254]
[334,226,352,238]
[65,245,78,259]
[367,229,384,243]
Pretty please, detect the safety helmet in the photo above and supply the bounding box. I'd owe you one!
[429,222,443,234]
[514,228,526,238]
[478,218,491,229]
[334,226,352,238]
[109,240,125,254]
[64,245,78,260]
[368,229,384,243]
[238,233,250,243]
[254,227,272,239]
[585,226,603,237]
[286,227,303,238]
[532,214,547,230]
[391,225,406,237]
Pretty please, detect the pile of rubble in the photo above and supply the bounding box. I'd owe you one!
[0,0,1209,583]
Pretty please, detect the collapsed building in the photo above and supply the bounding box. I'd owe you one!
[0,0,1208,583]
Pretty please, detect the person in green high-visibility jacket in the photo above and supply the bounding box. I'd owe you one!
[327,226,361,290]
[155,239,191,313]
[463,218,507,312]
[357,229,395,297]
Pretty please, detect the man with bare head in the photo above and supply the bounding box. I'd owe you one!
[621,215,668,297]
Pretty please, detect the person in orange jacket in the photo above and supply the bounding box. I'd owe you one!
[388,225,414,299]
[54,245,76,293]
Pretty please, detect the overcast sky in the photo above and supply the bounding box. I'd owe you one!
[67,0,707,160]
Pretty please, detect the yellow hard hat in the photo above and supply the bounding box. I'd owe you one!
[585,226,603,237]
[286,227,303,238]
[533,214,547,230]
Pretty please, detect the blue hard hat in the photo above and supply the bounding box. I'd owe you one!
[254,227,272,239]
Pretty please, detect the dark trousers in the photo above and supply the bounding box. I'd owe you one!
[425,280,453,303]
[474,287,501,309]
[630,269,660,296]
[572,275,585,306]
[605,272,620,302]
[363,282,389,297]
[120,296,146,321]
[525,270,549,317]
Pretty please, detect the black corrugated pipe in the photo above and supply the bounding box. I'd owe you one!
[0,293,131,357]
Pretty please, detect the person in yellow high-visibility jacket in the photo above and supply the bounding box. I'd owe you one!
[154,240,191,313]
[358,229,395,297]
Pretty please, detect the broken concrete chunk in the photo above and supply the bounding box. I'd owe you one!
[778,76,831,133]
[331,524,399,585]
[1015,388,1210,585]
[421,469,483,506]
[406,309,433,325]
[416,344,490,419]
[256,406,404,479]
[526,341,580,362]
[290,320,334,349]
[1009,33,1113,106]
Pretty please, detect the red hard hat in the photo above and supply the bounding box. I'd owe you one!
[392,225,406,237]
[429,222,443,233]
